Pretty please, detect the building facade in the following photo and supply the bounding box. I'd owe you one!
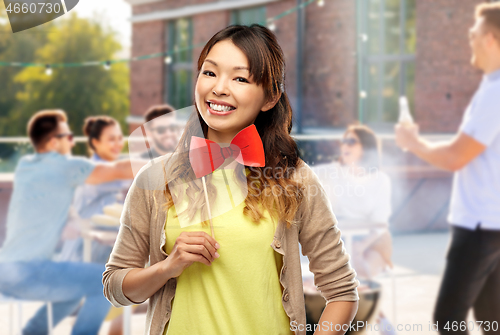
[125,0,488,134]
[123,0,494,232]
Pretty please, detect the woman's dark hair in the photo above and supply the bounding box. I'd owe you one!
[343,123,381,171]
[83,115,118,155]
[163,24,304,228]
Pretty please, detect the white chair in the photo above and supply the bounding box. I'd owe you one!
[376,262,398,324]
[347,229,398,325]
[0,293,53,335]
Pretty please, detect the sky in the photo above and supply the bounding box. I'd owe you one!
[73,0,132,56]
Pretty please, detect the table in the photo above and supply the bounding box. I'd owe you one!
[337,220,389,256]
[82,228,119,262]
[337,220,397,323]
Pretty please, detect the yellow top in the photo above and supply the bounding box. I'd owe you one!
[163,168,293,335]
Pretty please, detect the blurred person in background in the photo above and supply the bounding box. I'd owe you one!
[0,109,145,335]
[58,115,139,335]
[312,124,395,335]
[141,104,180,159]
[58,115,131,263]
[395,3,500,333]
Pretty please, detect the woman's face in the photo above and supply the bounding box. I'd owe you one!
[195,39,278,142]
[92,124,124,161]
[340,131,363,166]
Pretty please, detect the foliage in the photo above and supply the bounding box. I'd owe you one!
[0,6,129,137]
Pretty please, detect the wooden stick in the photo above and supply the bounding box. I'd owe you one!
[201,176,215,238]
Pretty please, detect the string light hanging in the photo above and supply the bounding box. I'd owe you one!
[0,0,326,69]
[267,19,276,32]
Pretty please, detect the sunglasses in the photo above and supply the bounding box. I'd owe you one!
[341,138,359,146]
[54,132,74,141]
[151,125,179,135]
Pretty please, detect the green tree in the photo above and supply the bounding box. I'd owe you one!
[8,11,129,137]
[0,3,49,136]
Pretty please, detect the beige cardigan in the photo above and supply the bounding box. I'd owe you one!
[103,156,359,335]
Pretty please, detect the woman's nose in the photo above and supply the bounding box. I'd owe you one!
[212,78,230,96]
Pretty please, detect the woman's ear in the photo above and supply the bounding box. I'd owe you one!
[91,137,99,151]
[261,92,282,112]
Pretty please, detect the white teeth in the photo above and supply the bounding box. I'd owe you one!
[209,102,234,112]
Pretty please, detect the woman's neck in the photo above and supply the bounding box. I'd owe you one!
[206,127,239,144]
[93,152,114,162]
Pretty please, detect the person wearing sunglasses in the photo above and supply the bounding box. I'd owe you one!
[140,104,181,159]
[312,123,396,335]
[60,116,129,256]
[0,109,146,335]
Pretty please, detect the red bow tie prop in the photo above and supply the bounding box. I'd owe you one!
[189,124,265,178]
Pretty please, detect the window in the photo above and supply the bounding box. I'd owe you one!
[165,17,193,116]
[357,0,416,128]
[231,6,266,26]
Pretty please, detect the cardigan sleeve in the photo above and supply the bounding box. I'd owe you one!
[102,165,153,307]
[295,160,360,304]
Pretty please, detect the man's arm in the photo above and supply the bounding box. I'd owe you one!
[395,124,486,171]
[85,159,146,185]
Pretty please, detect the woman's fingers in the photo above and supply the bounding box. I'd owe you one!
[184,237,219,261]
[183,231,219,250]
[180,231,220,259]
[181,251,212,266]
[176,231,220,266]
[181,243,215,264]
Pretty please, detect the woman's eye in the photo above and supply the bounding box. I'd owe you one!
[235,77,249,83]
[203,70,215,77]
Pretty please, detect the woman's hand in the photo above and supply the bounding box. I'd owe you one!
[162,231,220,278]
[121,231,220,304]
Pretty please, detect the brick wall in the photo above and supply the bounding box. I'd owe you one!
[415,0,483,133]
[302,0,357,127]
[129,0,487,132]
[128,0,359,129]
[130,20,165,126]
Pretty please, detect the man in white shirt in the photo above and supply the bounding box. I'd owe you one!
[395,3,500,334]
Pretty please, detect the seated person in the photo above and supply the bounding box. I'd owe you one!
[58,115,132,264]
[0,110,145,334]
[312,124,395,335]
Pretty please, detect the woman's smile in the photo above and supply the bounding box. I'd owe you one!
[195,40,275,142]
[205,100,237,116]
